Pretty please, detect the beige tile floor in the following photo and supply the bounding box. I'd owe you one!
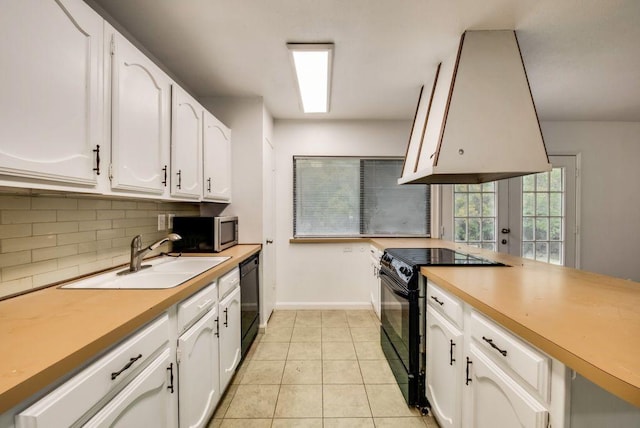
[208,310,440,428]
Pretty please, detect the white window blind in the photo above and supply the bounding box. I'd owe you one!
[294,157,430,237]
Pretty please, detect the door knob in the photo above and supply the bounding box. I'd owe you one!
[501,239,508,245]
[501,228,511,234]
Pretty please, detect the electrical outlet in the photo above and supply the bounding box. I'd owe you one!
[167,213,175,229]
[157,214,166,231]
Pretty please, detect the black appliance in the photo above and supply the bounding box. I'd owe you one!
[239,253,260,359]
[379,247,505,411]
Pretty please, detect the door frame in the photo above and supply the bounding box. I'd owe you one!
[438,154,581,268]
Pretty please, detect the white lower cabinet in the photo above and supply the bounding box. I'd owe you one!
[218,284,241,392]
[84,347,177,428]
[465,344,548,428]
[426,305,463,428]
[15,314,171,428]
[425,281,564,428]
[178,307,220,428]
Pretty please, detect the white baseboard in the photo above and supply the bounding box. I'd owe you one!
[274,301,373,310]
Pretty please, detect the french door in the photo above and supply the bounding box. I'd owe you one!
[441,155,578,268]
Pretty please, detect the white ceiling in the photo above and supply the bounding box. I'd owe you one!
[90,0,640,121]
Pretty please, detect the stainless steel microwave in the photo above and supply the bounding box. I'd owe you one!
[171,216,238,253]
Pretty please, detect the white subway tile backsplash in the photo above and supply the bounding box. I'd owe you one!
[0,224,32,239]
[0,196,30,210]
[57,231,96,246]
[112,201,137,210]
[96,229,125,240]
[78,199,112,210]
[78,220,112,232]
[2,210,56,225]
[97,210,125,220]
[33,222,79,236]
[2,235,56,253]
[0,277,33,296]
[57,210,96,221]
[33,266,79,288]
[0,251,32,268]
[32,244,78,262]
[3,260,58,282]
[31,197,77,210]
[0,194,200,298]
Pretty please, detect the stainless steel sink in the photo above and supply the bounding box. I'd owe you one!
[61,256,230,289]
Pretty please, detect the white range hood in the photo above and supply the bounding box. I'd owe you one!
[399,30,551,185]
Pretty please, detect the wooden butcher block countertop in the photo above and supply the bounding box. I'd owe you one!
[0,244,261,414]
[370,238,640,407]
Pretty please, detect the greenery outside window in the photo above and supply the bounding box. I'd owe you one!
[293,157,430,237]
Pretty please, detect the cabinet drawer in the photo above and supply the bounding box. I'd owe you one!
[16,314,170,428]
[177,280,217,333]
[218,267,239,300]
[469,311,550,401]
[426,280,463,328]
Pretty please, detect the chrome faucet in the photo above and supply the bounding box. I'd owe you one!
[119,233,182,275]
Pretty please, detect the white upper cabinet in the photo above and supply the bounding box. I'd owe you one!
[202,111,232,202]
[171,86,202,199]
[0,0,103,187]
[108,29,171,195]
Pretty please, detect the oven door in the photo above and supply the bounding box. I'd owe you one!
[379,268,419,404]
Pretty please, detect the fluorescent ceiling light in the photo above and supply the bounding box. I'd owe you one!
[288,43,333,113]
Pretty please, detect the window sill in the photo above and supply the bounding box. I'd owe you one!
[289,237,372,244]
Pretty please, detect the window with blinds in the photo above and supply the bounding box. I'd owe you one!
[293,157,430,237]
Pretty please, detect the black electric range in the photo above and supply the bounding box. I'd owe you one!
[379,247,506,411]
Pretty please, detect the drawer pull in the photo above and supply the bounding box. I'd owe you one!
[111,354,142,380]
[197,299,213,310]
[430,295,444,306]
[167,363,174,393]
[449,340,456,365]
[482,336,508,356]
[465,357,472,385]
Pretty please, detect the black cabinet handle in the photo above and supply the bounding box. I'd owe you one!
[430,295,444,306]
[465,357,472,385]
[162,165,167,186]
[450,340,456,365]
[111,354,142,380]
[176,170,182,189]
[224,308,228,327]
[207,177,211,192]
[215,316,220,337]
[93,145,101,175]
[167,363,174,393]
[482,336,508,356]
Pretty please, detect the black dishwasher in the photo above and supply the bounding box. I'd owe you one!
[239,253,260,359]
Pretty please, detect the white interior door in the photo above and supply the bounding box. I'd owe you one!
[441,155,578,267]
[261,137,276,325]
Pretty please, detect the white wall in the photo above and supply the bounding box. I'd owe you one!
[541,121,640,281]
[274,120,410,308]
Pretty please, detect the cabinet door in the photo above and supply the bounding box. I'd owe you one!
[0,0,103,186]
[84,348,177,428]
[426,305,463,428]
[178,308,220,428]
[465,344,548,428]
[202,111,232,202]
[218,285,241,391]
[171,86,202,199]
[109,31,170,194]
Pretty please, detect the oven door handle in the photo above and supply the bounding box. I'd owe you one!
[379,270,410,299]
